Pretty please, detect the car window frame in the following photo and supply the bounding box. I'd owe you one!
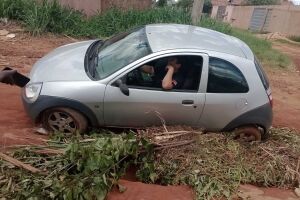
[207,57,249,94]
[108,52,209,94]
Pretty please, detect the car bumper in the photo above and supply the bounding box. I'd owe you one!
[22,93,99,127]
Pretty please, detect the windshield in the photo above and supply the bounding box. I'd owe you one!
[92,27,151,80]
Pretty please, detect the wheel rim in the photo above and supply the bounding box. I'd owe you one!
[47,111,77,134]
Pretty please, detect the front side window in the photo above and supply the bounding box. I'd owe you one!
[93,28,151,80]
[123,55,203,92]
[207,57,249,93]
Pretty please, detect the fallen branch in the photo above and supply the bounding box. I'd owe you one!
[0,152,43,174]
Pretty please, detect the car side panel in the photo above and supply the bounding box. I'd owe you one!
[198,52,270,131]
[39,81,106,126]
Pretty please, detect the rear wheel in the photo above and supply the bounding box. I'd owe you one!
[41,107,88,135]
[233,126,262,142]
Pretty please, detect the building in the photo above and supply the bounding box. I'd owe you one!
[211,3,300,36]
[59,0,152,16]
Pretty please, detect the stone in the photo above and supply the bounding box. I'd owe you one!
[0,29,9,36]
[6,34,16,38]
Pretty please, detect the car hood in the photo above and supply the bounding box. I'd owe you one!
[29,40,95,83]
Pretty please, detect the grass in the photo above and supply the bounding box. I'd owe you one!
[289,35,300,43]
[146,127,300,199]
[231,29,291,68]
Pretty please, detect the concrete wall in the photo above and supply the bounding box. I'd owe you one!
[227,6,254,29]
[101,0,152,12]
[59,0,101,16]
[212,5,300,36]
[59,0,152,16]
[268,7,300,35]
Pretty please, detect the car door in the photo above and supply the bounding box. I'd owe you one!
[103,53,209,128]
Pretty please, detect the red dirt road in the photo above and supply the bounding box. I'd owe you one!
[271,42,300,130]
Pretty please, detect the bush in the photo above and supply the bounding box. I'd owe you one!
[198,15,232,34]
[0,0,30,19]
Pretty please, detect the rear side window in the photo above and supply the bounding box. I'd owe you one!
[254,58,269,90]
[207,57,249,93]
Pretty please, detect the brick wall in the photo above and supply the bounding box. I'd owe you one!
[101,0,152,12]
[58,0,152,16]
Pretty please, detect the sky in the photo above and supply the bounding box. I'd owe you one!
[290,0,300,5]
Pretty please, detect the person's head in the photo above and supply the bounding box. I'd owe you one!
[168,57,181,70]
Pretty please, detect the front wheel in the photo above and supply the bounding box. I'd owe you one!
[41,107,88,135]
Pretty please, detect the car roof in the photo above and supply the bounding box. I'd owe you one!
[145,24,254,60]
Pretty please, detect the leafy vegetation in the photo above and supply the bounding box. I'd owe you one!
[0,131,154,199]
[1,128,299,200]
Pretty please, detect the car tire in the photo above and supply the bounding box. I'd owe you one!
[41,107,88,135]
[233,126,262,142]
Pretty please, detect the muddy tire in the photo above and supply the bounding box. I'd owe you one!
[234,126,262,142]
[41,107,88,135]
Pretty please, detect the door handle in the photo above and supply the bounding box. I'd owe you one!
[182,100,194,105]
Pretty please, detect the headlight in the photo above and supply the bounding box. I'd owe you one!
[25,83,42,103]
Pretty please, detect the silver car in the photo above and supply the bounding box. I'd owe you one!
[22,24,273,141]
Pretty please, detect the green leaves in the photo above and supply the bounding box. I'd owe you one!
[0,133,154,200]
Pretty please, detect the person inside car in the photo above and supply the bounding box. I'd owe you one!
[141,57,184,90]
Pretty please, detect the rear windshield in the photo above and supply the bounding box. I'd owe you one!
[254,58,269,90]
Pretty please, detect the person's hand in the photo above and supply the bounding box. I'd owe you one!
[141,65,154,74]
[0,70,17,85]
[166,65,175,72]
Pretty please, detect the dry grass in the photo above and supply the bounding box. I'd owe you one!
[141,127,300,199]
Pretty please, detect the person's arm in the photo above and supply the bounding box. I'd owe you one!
[0,70,17,85]
[140,65,154,74]
[162,65,175,90]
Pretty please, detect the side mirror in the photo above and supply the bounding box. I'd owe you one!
[114,79,129,96]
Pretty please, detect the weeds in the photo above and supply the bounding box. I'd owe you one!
[288,35,300,43]
[137,127,300,199]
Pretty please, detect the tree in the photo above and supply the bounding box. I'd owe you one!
[191,0,205,24]
[156,0,168,7]
[246,0,280,5]
[177,0,212,13]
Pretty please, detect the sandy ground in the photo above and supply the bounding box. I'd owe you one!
[0,24,299,199]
